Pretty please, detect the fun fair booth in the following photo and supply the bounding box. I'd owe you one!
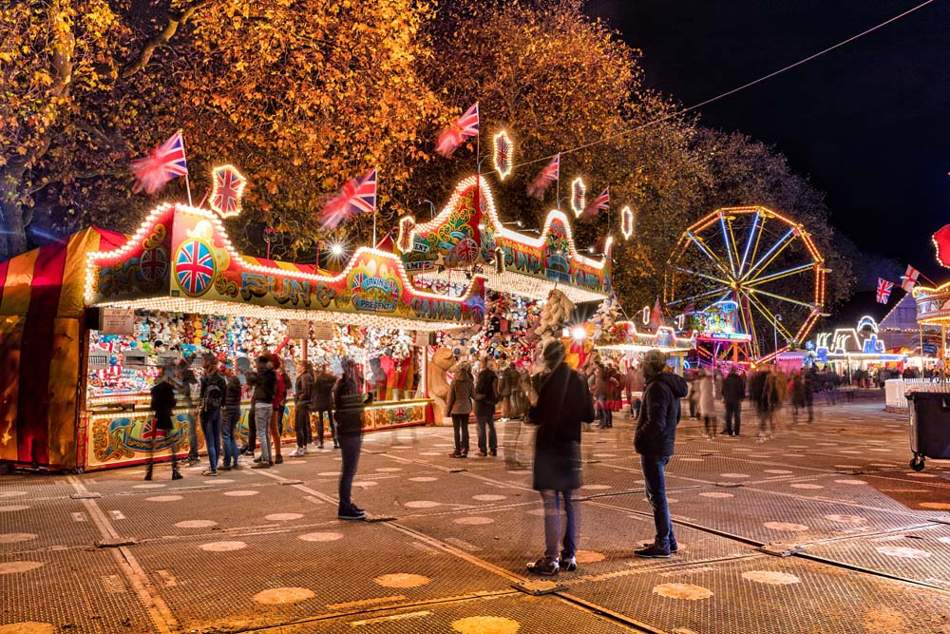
[0,191,486,472]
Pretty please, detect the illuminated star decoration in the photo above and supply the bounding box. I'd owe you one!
[208,164,247,219]
[492,130,514,180]
[621,205,634,240]
[570,177,586,217]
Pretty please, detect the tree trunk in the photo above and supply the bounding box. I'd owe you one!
[0,175,28,259]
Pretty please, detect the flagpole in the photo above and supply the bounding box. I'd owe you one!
[475,102,480,217]
[373,170,378,247]
[179,129,193,206]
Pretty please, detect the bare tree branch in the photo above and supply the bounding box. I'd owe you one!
[122,0,214,79]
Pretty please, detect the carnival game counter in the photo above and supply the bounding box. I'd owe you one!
[82,396,431,471]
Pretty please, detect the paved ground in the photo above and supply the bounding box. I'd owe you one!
[2,398,950,634]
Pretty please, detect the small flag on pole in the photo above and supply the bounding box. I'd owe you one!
[901,265,920,292]
[876,278,894,304]
[527,154,560,199]
[319,169,377,231]
[582,187,609,219]
[131,131,189,194]
[435,103,479,157]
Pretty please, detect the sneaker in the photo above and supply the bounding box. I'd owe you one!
[526,557,559,576]
[449,451,463,458]
[338,505,366,520]
[289,448,302,457]
[171,471,183,481]
[275,455,283,464]
[231,463,240,470]
[559,555,577,572]
[251,462,271,469]
[634,544,671,558]
[670,542,679,554]
[201,469,218,477]
[219,464,232,471]
[318,442,325,449]
[490,450,498,457]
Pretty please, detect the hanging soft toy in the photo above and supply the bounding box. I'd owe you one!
[535,288,574,339]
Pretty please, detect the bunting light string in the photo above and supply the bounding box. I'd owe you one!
[474,0,936,174]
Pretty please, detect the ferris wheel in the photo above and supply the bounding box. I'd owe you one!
[664,206,826,361]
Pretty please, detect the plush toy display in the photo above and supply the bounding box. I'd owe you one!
[535,288,574,339]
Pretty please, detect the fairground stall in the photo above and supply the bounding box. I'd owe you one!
[679,299,753,371]
[593,319,693,372]
[0,175,486,472]
[809,315,906,382]
[395,177,613,415]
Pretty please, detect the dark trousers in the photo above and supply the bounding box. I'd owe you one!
[338,433,362,509]
[452,414,470,454]
[640,454,676,551]
[294,403,311,448]
[201,409,221,472]
[476,414,497,453]
[316,409,335,446]
[724,401,741,435]
[145,422,178,475]
[246,406,256,453]
[222,409,240,467]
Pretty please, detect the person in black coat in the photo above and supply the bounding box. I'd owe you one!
[334,358,373,520]
[474,358,499,457]
[721,367,746,436]
[146,367,181,481]
[634,350,688,558]
[526,340,595,576]
[312,364,338,448]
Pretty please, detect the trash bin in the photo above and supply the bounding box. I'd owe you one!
[906,391,950,471]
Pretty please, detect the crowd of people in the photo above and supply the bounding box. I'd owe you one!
[147,346,860,578]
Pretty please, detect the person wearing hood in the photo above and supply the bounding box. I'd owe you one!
[526,339,595,576]
[634,349,688,558]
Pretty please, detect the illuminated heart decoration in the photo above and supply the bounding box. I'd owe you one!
[933,224,950,268]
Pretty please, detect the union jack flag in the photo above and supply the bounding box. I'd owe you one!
[319,169,377,231]
[876,278,894,304]
[175,240,215,296]
[583,186,609,219]
[209,165,247,218]
[436,102,479,157]
[527,154,560,199]
[131,131,188,194]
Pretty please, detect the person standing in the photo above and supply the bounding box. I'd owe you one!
[634,350,688,558]
[251,355,276,468]
[697,369,717,439]
[221,364,242,470]
[803,367,816,422]
[686,370,699,420]
[625,363,645,418]
[526,340,595,575]
[474,358,499,457]
[721,367,745,436]
[292,360,314,457]
[199,355,226,476]
[312,364,337,449]
[590,365,612,429]
[758,368,781,440]
[146,367,181,481]
[270,355,287,464]
[176,359,199,465]
[334,358,371,520]
[446,363,475,458]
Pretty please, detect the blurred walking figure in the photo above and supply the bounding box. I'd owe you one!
[270,355,288,464]
[145,367,181,481]
[176,358,199,465]
[625,363,645,418]
[250,355,276,468]
[447,363,475,458]
[474,357,499,457]
[526,340,594,576]
[634,350,688,558]
[591,364,618,429]
[721,367,745,436]
[312,363,337,448]
[756,368,782,440]
[221,364,242,470]
[291,360,314,457]
[686,370,699,420]
[199,355,226,476]
[498,356,529,468]
[697,368,717,439]
[335,358,371,520]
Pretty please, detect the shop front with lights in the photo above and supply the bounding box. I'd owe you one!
[594,320,693,374]
[1,200,486,472]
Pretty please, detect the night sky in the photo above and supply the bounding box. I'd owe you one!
[586,0,950,283]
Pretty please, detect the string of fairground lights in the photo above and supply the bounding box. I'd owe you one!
[477,0,937,174]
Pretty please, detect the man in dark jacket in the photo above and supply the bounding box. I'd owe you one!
[334,358,373,520]
[721,367,746,436]
[221,365,242,470]
[312,364,337,448]
[634,350,688,558]
[526,340,595,576]
[474,358,499,457]
[199,355,227,476]
[251,355,276,468]
[146,367,181,481]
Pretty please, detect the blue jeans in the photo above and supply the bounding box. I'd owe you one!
[338,433,362,509]
[222,409,240,467]
[254,403,273,463]
[186,405,199,460]
[640,454,676,551]
[201,409,221,472]
[540,489,578,561]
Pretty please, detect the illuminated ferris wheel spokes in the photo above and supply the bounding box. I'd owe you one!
[664,207,826,361]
